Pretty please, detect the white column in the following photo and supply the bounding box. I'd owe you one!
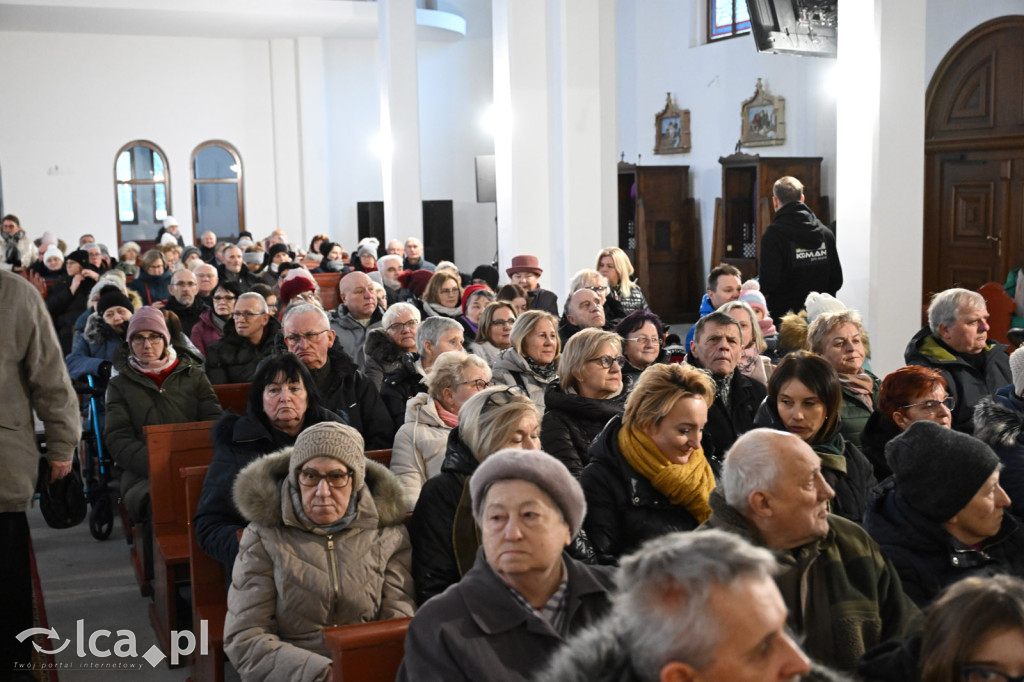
[269,39,303,237]
[378,0,424,244]
[296,37,330,249]
[836,0,926,374]
[493,0,555,283]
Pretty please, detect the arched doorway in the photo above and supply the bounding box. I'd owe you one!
[924,16,1024,300]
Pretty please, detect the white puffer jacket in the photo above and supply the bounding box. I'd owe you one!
[224,448,415,682]
[390,393,453,511]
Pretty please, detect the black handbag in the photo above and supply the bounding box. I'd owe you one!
[37,458,87,529]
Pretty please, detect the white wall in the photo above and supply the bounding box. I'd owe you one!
[926,0,1024,81]
[0,32,278,249]
[616,0,838,283]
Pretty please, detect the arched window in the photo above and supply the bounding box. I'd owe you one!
[114,140,170,248]
[191,141,244,243]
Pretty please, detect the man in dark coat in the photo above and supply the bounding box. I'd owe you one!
[863,420,1024,607]
[558,289,608,346]
[281,303,394,449]
[705,428,918,672]
[402,237,436,272]
[164,268,207,337]
[205,293,280,384]
[399,449,614,682]
[686,311,766,474]
[904,287,1011,433]
[217,244,260,292]
[759,176,842,326]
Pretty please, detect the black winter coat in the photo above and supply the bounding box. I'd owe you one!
[527,287,559,316]
[164,296,207,337]
[204,317,281,385]
[686,353,766,474]
[755,399,876,523]
[863,477,1024,606]
[541,385,625,478]
[215,264,261,292]
[975,385,1024,518]
[759,200,842,324]
[47,272,96,354]
[362,326,407,391]
[380,354,427,432]
[192,406,345,576]
[580,416,702,565]
[314,341,395,450]
[410,428,480,605]
[859,410,902,481]
[904,326,1011,434]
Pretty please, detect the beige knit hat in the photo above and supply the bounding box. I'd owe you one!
[288,422,366,491]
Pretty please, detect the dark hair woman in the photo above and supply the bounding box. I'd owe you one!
[190,280,242,356]
[193,352,345,576]
[615,310,667,383]
[754,351,877,523]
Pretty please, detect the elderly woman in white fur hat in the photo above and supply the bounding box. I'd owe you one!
[224,422,415,682]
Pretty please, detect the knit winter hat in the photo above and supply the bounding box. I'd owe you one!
[181,246,201,264]
[739,281,769,317]
[356,244,377,261]
[267,243,293,261]
[160,233,179,246]
[126,306,171,346]
[461,284,490,314]
[279,276,317,309]
[319,241,341,259]
[398,269,433,297]
[42,246,64,264]
[243,250,264,265]
[1011,346,1024,398]
[471,265,499,291]
[804,292,847,325]
[163,216,179,228]
[65,249,90,268]
[289,422,366,492]
[469,448,586,536]
[886,420,1001,522]
[97,290,133,317]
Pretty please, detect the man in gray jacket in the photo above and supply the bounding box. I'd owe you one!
[0,269,79,676]
[331,271,383,370]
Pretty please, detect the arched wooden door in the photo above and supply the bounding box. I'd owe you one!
[924,16,1024,300]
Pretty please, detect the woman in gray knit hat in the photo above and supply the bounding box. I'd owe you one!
[224,422,414,682]
[399,448,614,682]
[863,419,1024,606]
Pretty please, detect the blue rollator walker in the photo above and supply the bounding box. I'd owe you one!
[79,374,116,540]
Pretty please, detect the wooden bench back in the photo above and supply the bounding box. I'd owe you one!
[182,465,227,618]
[313,272,342,311]
[213,383,251,416]
[323,617,412,682]
[144,421,217,535]
[365,449,392,468]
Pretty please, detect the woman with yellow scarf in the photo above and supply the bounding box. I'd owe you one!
[581,363,716,565]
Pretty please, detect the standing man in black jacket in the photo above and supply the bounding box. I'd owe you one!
[759,176,843,326]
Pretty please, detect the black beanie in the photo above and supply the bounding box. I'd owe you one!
[471,264,499,291]
[97,290,133,317]
[885,420,1001,521]
[65,249,90,268]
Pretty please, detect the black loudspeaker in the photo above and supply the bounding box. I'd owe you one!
[476,155,496,203]
[422,200,454,265]
[357,201,385,254]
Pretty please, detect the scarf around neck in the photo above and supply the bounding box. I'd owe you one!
[129,343,178,375]
[422,300,462,318]
[839,372,874,410]
[434,400,459,428]
[617,424,715,523]
[523,353,558,381]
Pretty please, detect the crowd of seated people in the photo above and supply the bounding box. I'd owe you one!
[10,210,1024,680]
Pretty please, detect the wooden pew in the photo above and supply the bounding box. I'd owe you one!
[213,383,251,416]
[313,272,342,311]
[144,420,218,667]
[365,449,392,468]
[323,618,412,682]
[182,465,227,682]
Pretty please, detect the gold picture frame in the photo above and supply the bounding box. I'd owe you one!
[654,92,691,155]
[740,78,785,147]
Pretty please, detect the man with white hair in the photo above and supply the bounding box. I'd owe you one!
[559,289,607,345]
[377,254,406,307]
[538,530,836,682]
[331,271,384,370]
[702,428,918,672]
[386,239,404,256]
[403,237,435,272]
[905,287,1011,433]
[198,231,218,264]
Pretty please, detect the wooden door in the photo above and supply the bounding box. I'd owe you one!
[924,16,1024,299]
[929,151,1024,293]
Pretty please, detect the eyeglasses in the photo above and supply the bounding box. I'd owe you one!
[962,667,1024,682]
[587,355,624,370]
[212,295,236,302]
[899,396,956,414]
[491,317,516,328]
[131,333,164,347]
[483,385,529,410]
[585,285,609,294]
[388,320,418,334]
[173,281,198,288]
[624,335,660,346]
[439,287,461,296]
[456,379,493,391]
[297,468,354,489]
[231,311,266,320]
[284,330,331,345]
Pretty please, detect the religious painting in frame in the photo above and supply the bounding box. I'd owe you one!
[740,78,785,147]
[654,92,691,155]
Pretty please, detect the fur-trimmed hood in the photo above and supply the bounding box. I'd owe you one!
[975,388,1024,449]
[82,311,124,346]
[232,447,407,529]
[364,326,406,368]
